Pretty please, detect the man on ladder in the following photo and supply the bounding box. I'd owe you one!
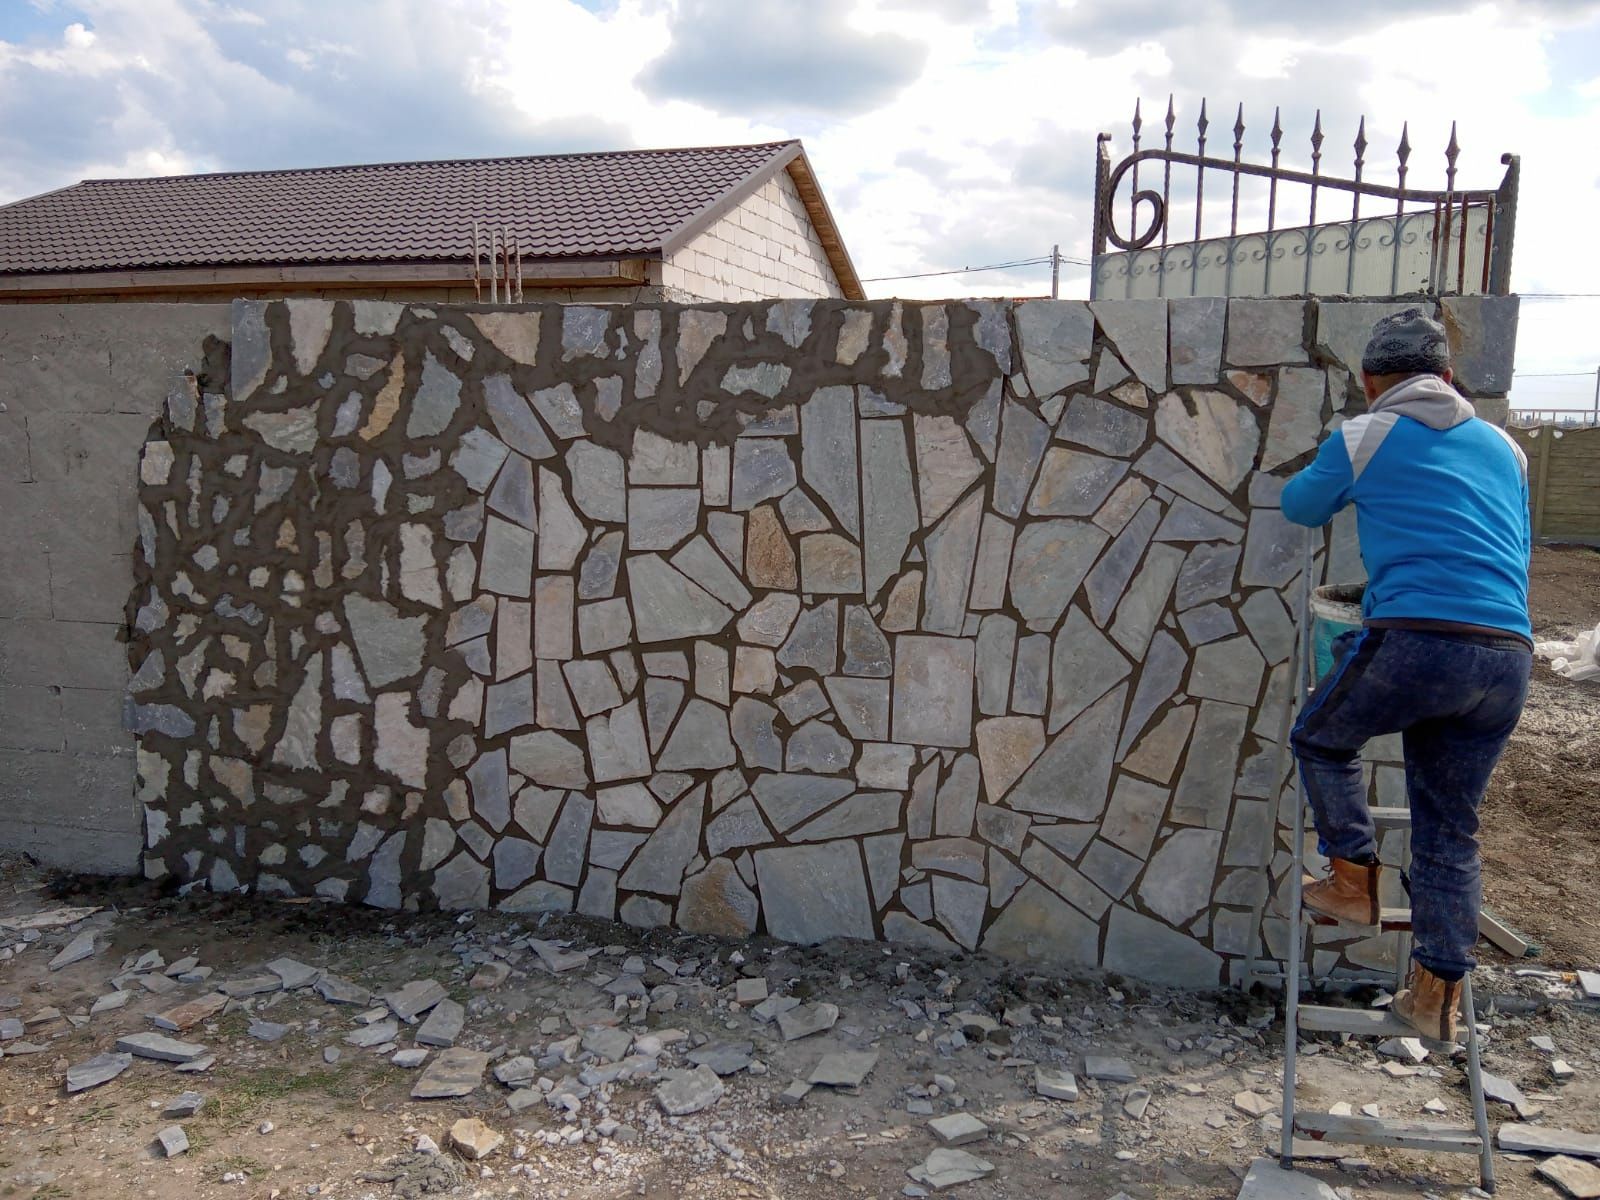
[1281,308,1533,1041]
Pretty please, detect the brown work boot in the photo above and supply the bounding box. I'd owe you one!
[1301,858,1380,926]
[1393,962,1464,1042]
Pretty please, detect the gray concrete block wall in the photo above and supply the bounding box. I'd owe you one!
[0,302,231,873]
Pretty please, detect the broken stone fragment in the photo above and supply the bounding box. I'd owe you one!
[415,999,465,1048]
[48,931,97,971]
[928,1112,988,1147]
[776,1001,839,1042]
[1033,1067,1079,1101]
[156,1126,190,1158]
[809,1050,879,1089]
[162,1091,205,1119]
[654,1065,724,1116]
[115,1032,209,1063]
[1233,1090,1276,1119]
[65,1052,133,1093]
[411,1048,490,1100]
[908,1147,995,1191]
[450,1117,503,1160]
[264,957,321,990]
[1083,1055,1137,1083]
[382,979,448,1023]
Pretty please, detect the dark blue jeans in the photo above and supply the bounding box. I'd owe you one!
[1291,628,1531,978]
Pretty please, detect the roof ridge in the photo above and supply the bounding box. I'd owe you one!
[76,140,802,188]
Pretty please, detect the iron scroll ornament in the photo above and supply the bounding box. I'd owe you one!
[1096,144,1510,253]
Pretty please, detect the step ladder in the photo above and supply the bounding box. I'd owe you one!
[1275,540,1497,1192]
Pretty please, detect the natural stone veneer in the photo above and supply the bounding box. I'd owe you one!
[125,294,1514,988]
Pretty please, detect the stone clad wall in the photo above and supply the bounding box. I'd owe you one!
[123,294,1516,987]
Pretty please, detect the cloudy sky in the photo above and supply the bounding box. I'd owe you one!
[3,0,1599,410]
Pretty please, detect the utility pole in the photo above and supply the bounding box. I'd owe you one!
[1050,244,1060,299]
[1593,364,1599,425]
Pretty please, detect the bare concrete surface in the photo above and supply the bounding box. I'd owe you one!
[0,854,1595,1200]
[0,303,231,874]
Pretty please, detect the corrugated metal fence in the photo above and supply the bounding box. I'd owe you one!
[1510,424,1600,544]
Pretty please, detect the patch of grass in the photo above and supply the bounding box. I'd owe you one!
[204,1154,266,1183]
[33,1184,70,1200]
[211,1009,251,1039]
[69,1101,117,1126]
[195,1062,355,1130]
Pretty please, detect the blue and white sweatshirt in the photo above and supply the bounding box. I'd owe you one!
[1281,375,1532,641]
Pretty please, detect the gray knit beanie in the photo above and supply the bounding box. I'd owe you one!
[1362,307,1451,376]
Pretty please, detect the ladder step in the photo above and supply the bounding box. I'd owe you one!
[1293,1112,1482,1153]
[1370,806,1411,826]
[1297,1004,1460,1042]
[1306,906,1412,932]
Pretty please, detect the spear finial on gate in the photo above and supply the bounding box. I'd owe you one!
[1233,103,1246,157]
[1270,106,1283,168]
[1445,121,1460,192]
[1164,94,1176,149]
[1397,122,1412,189]
[1310,109,1324,169]
[1197,97,1210,153]
[1132,97,1143,139]
[1353,116,1368,173]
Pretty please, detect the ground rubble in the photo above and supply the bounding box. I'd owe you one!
[0,874,1597,1200]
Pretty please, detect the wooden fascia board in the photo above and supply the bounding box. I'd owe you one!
[784,151,865,301]
[0,257,650,297]
[657,141,805,259]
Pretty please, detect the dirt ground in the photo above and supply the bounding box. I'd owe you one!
[1,857,1597,1200]
[1481,545,1600,967]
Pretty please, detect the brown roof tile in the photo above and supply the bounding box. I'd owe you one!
[0,141,802,275]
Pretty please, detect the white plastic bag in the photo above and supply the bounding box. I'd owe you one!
[1550,622,1600,682]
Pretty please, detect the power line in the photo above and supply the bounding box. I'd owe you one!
[861,252,1092,284]
[1513,370,1595,378]
[1517,293,1600,299]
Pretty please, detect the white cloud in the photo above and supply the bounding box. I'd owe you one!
[1,0,1598,406]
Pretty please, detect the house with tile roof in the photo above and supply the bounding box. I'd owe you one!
[0,140,863,304]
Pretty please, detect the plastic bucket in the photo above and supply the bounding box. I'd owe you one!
[1310,584,1365,682]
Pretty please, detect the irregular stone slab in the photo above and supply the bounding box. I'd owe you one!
[1016,300,1093,395]
[731,697,782,770]
[932,875,987,949]
[1173,701,1250,829]
[810,1049,879,1088]
[982,879,1100,966]
[627,555,733,643]
[909,1147,996,1191]
[776,1001,840,1041]
[746,503,797,589]
[738,593,800,647]
[248,1018,289,1043]
[1008,684,1125,819]
[1239,504,1307,589]
[751,773,854,832]
[1109,543,1185,657]
[1316,299,1429,378]
[679,859,759,936]
[914,413,982,527]
[1116,630,1187,757]
[1190,636,1266,705]
[619,787,704,895]
[315,975,372,1007]
[1083,499,1161,627]
[1498,1126,1600,1158]
[756,843,874,944]
[408,351,462,437]
[672,537,751,610]
[1034,1067,1079,1101]
[1155,498,1245,544]
[478,516,535,598]
[1049,607,1132,733]
[67,1051,133,1093]
[824,677,890,741]
[416,998,465,1048]
[1235,1158,1341,1200]
[1169,297,1229,389]
[1156,389,1259,494]
[732,439,796,510]
[1260,365,1325,472]
[657,701,736,771]
[567,441,625,522]
[976,614,1017,717]
[1009,520,1109,629]
[628,487,699,552]
[655,1065,724,1116]
[800,385,860,535]
[800,533,863,594]
[1225,299,1308,366]
[411,1047,491,1099]
[857,419,921,595]
[1140,829,1223,925]
[929,1112,990,1146]
[892,636,974,748]
[1091,298,1167,389]
[1442,294,1520,395]
[1058,393,1148,457]
[975,717,1045,804]
[157,1125,190,1158]
[774,601,838,678]
[1134,443,1239,515]
[993,399,1051,519]
[1104,904,1223,987]
[784,718,852,773]
[791,791,900,841]
[48,931,97,970]
[382,979,448,1023]
[705,794,773,859]
[161,1090,205,1119]
[1028,447,1129,518]
[842,605,892,676]
[116,1032,209,1063]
